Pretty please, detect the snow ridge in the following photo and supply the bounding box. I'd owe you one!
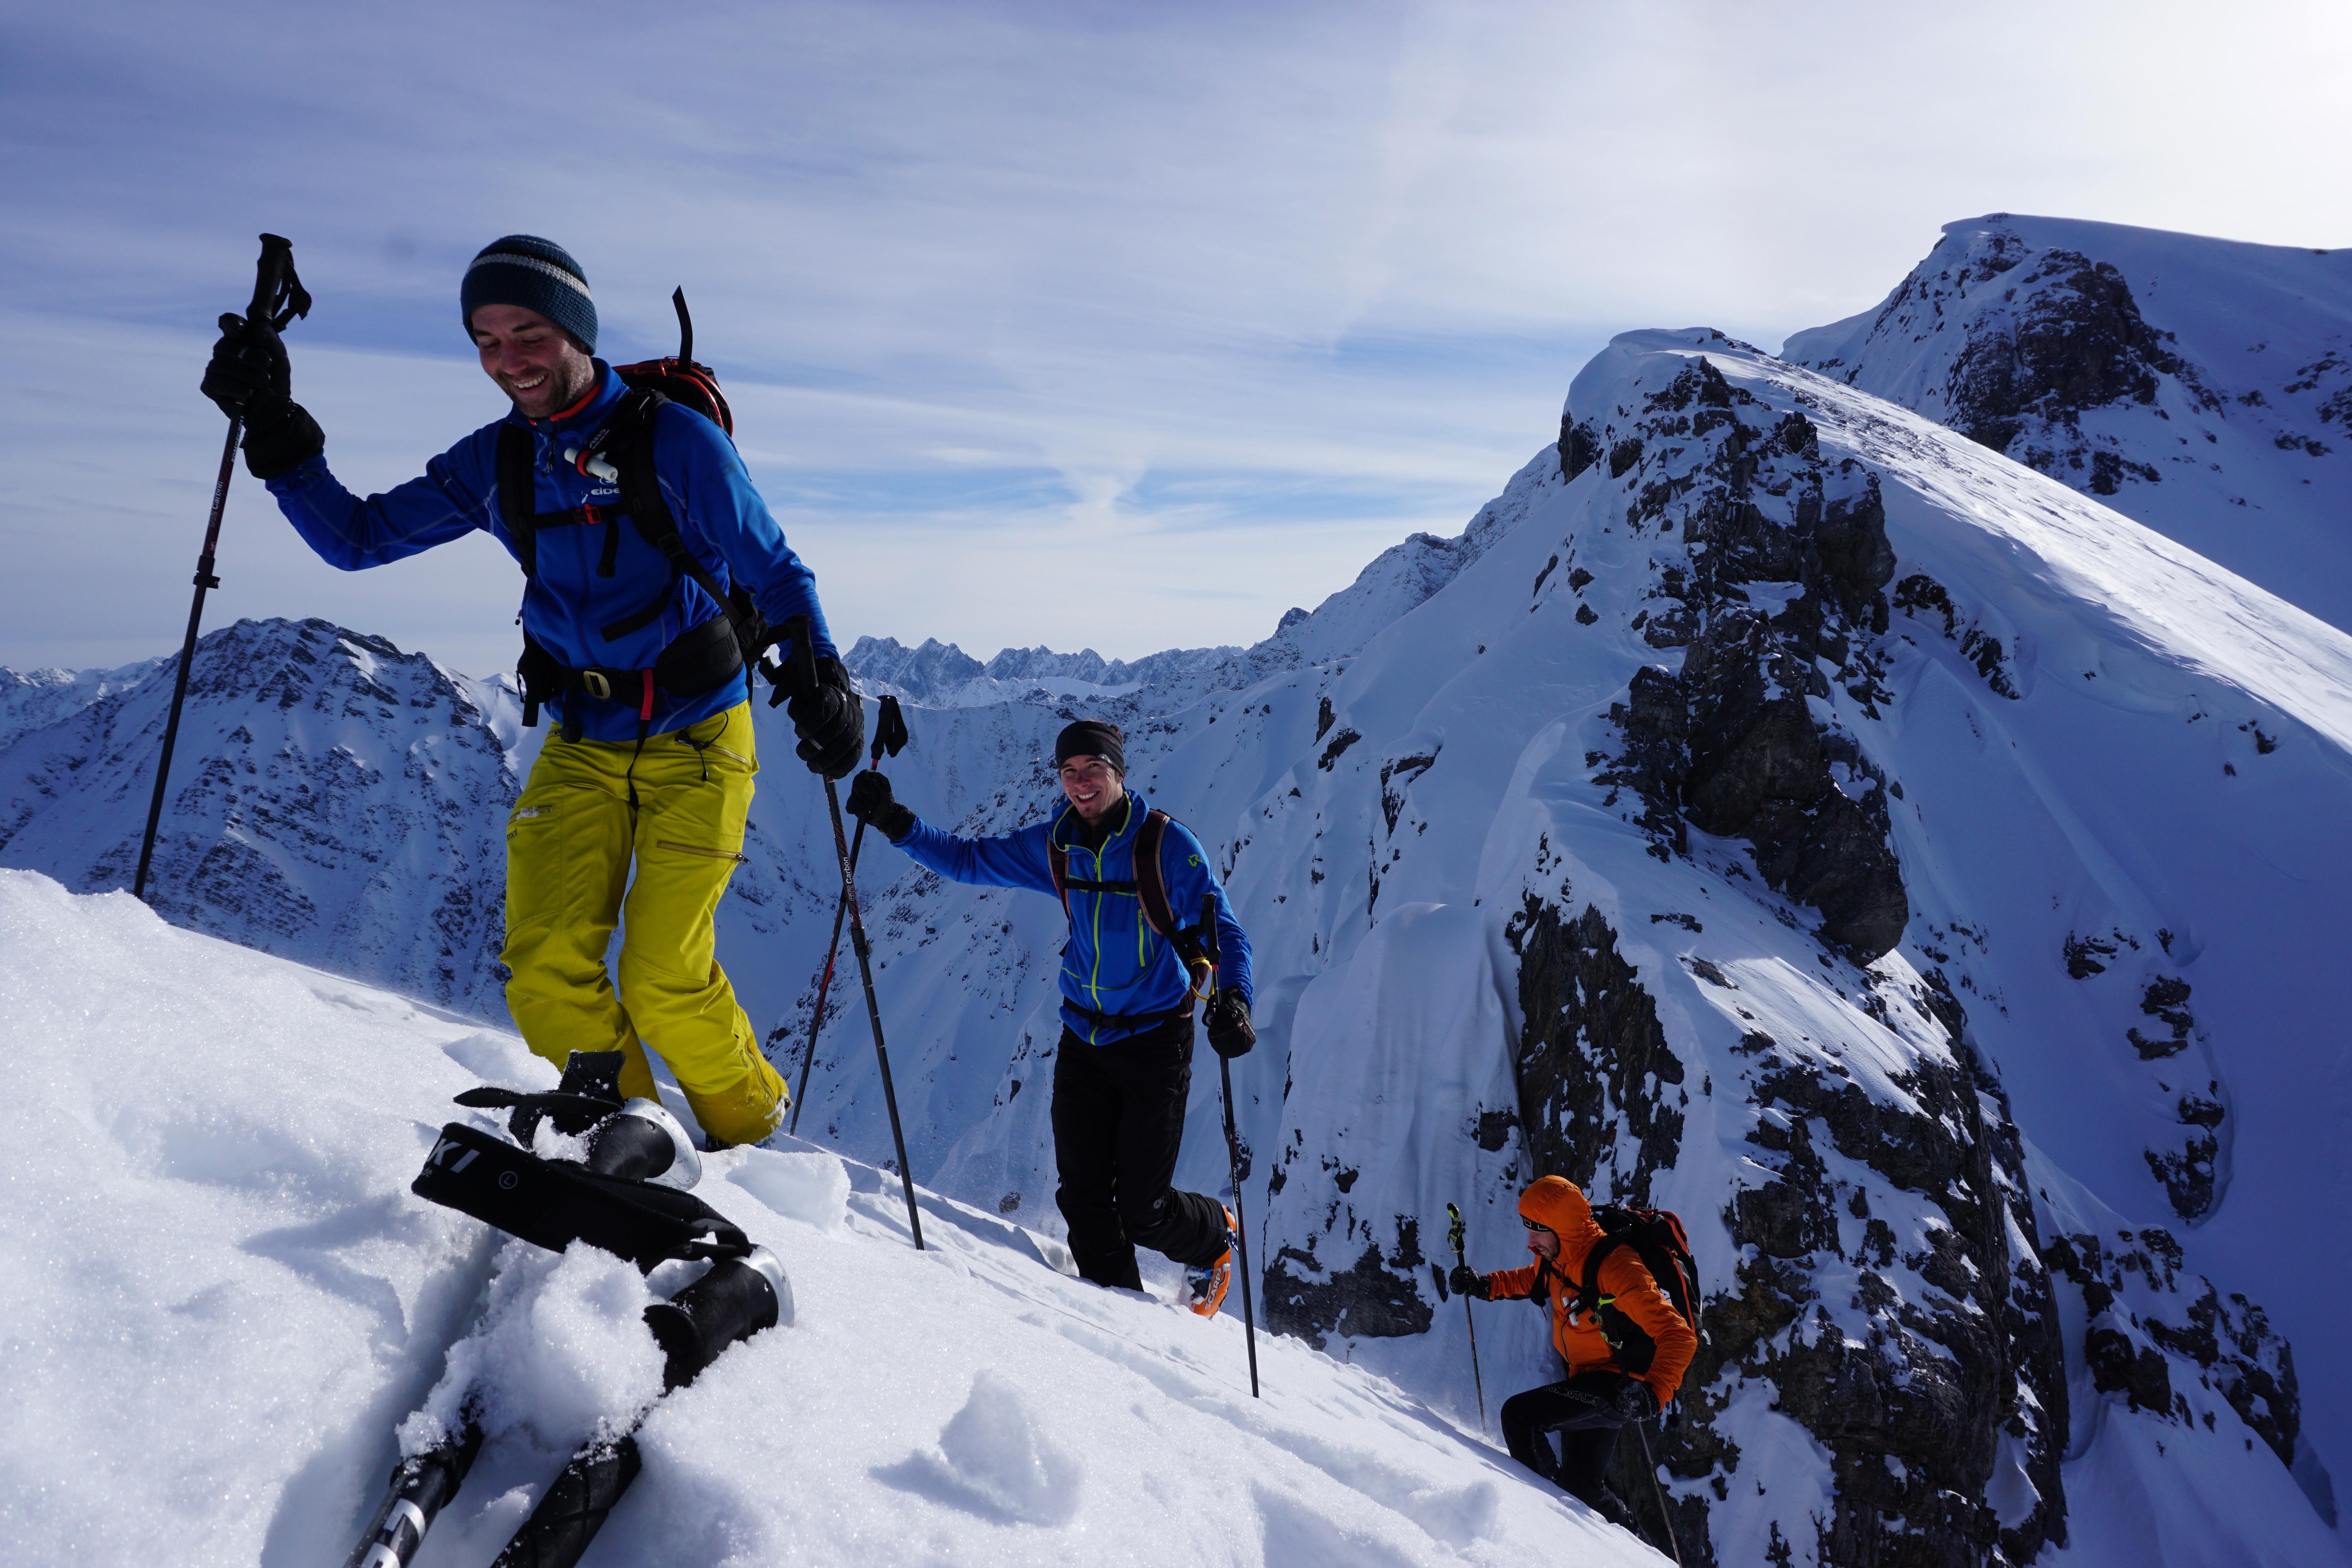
[1784,213,2352,631]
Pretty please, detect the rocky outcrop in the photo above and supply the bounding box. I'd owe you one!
[1507,895,1684,1204]
[1584,358,1908,959]
[1935,238,2195,488]
[1509,893,2069,1565]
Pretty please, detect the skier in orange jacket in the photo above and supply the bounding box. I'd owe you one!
[1448,1175,1695,1528]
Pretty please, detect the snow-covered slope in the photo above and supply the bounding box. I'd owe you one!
[9,267,2352,1562]
[1784,214,2352,630]
[768,326,2352,1564]
[0,869,1655,1568]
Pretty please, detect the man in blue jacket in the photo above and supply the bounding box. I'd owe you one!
[200,235,860,1147]
[847,719,1256,1313]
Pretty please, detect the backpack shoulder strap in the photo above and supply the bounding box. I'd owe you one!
[1134,809,1177,938]
[596,390,744,642]
[1047,809,1073,919]
[497,422,540,578]
[1578,1233,1627,1309]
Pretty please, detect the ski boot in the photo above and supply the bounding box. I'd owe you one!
[1185,1206,1238,1317]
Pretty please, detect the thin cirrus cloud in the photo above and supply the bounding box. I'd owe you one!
[3,0,2347,674]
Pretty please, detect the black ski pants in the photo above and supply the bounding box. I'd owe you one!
[1051,1022,1228,1288]
[1500,1370,1637,1515]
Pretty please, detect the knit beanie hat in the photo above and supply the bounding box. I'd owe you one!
[1054,720,1125,774]
[461,235,597,354]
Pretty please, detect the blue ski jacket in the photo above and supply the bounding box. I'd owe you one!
[888,790,1253,1045]
[264,363,837,741]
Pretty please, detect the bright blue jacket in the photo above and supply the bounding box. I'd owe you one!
[265,363,837,741]
[889,790,1253,1045]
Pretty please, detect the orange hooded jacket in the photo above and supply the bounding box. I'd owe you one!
[1482,1175,1695,1409]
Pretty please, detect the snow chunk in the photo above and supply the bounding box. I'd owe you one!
[728,1148,851,1231]
[402,1242,664,1457]
[917,1367,1084,1526]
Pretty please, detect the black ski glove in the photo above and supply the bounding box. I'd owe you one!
[788,654,865,779]
[1614,1377,1659,1422]
[1205,988,1255,1058]
[1447,1263,1490,1300]
[202,311,322,479]
[240,396,324,481]
[201,311,289,418]
[845,769,915,842]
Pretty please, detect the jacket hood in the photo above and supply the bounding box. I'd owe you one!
[1519,1175,1606,1261]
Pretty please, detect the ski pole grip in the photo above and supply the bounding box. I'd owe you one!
[248,233,312,331]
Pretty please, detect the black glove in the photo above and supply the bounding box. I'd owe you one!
[845,769,915,842]
[1447,1263,1490,1300]
[240,396,324,480]
[1206,988,1255,1058]
[788,655,865,779]
[201,312,290,419]
[1613,1377,1659,1422]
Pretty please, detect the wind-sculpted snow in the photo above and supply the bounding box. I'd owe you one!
[0,871,1657,1568]
[1786,214,2352,631]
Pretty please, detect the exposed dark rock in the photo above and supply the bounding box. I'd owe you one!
[1892,574,2020,699]
[2046,1232,2299,1468]
[1575,927,2071,1565]
[1506,897,1684,1203]
[1262,1217,1434,1348]
[1583,358,1910,959]
[1941,247,2201,489]
[2063,931,2118,978]
[1562,416,1601,481]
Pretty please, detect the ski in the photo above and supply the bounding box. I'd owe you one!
[344,1051,787,1568]
[490,1248,793,1567]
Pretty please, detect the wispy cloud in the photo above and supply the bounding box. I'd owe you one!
[5,0,2348,671]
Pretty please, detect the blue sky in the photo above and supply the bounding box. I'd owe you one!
[5,0,2349,675]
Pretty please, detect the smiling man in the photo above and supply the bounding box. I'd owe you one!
[198,234,863,1146]
[844,719,1256,1312]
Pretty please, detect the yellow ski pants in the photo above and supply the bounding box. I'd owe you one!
[502,701,786,1145]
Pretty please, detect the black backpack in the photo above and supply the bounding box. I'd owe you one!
[496,290,778,735]
[1569,1204,1702,1377]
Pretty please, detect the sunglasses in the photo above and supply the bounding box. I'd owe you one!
[1522,1218,1555,1234]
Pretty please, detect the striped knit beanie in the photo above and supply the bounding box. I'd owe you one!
[461,235,597,353]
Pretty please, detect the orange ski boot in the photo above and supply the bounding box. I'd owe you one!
[1186,1206,1238,1317]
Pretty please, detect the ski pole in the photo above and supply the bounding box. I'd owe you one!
[135,233,309,902]
[1635,1420,1684,1566]
[789,622,922,1249]
[1446,1201,1486,1433]
[1218,1055,1260,1399]
[786,693,907,1134]
[1200,894,1259,1397]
